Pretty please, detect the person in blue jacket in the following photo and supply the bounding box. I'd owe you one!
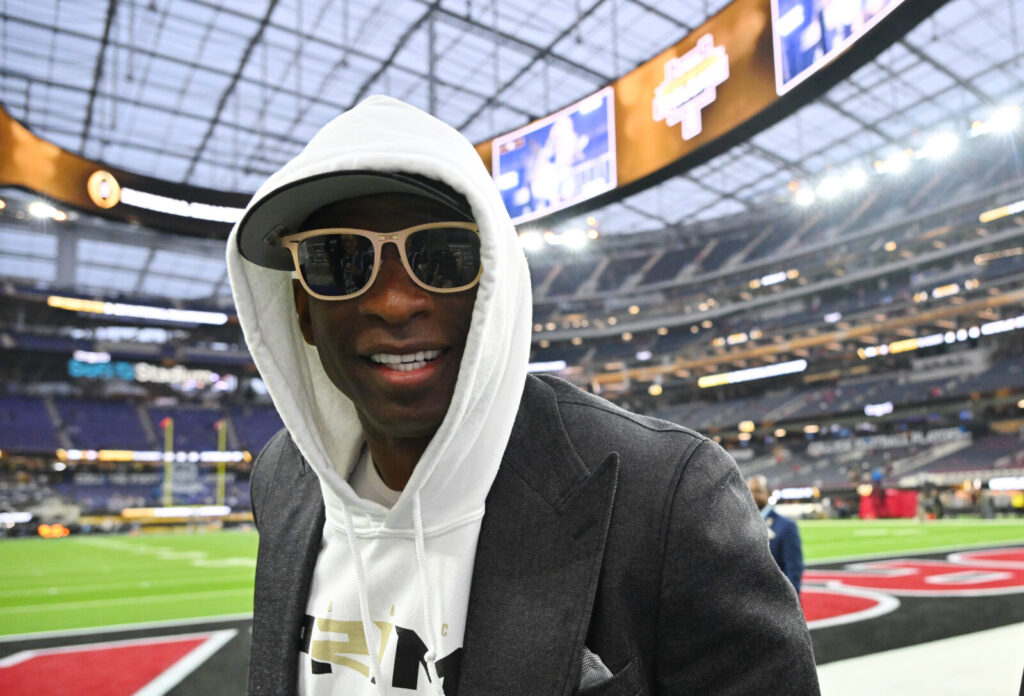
[748,475,805,594]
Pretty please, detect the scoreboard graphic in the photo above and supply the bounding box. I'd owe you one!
[772,0,907,95]
[492,87,616,225]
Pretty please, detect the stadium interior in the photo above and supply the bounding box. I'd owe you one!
[1,0,1024,693]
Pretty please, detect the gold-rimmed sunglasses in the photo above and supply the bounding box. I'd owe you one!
[281,221,482,301]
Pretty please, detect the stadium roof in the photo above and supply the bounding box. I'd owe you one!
[1,0,1022,300]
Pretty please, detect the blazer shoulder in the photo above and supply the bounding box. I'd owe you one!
[250,426,311,523]
[535,374,713,465]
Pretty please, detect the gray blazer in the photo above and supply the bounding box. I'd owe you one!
[248,375,820,695]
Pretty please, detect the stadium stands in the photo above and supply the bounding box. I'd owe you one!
[0,396,59,452]
[57,398,151,450]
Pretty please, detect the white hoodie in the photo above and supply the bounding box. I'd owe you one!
[227,96,533,694]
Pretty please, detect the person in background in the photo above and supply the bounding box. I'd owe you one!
[748,474,805,594]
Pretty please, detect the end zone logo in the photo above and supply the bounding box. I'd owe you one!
[802,547,1024,628]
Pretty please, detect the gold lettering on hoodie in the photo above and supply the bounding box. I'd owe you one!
[310,618,394,676]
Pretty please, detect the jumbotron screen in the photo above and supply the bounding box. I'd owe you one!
[492,86,617,225]
[772,0,907,95]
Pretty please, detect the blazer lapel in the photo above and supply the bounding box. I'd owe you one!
[458,377,619,695]
[249,453,325,696]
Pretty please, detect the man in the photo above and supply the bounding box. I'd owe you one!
[228,95,818,695]
[747,475,805,594]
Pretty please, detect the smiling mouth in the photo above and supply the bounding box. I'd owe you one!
[368,349,443,372]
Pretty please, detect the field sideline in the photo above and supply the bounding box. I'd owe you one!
[2,518,1024,638]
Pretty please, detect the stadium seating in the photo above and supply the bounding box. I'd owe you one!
[57,398,152,450]
[0,395,59,452]
[229,406,284,453]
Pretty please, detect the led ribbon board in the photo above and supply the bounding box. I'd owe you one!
[0,106,249,238]
[493,87,617,225]
[771,0,908,96]
[476,0,947,221]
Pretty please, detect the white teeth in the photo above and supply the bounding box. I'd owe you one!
[369,350,441,369]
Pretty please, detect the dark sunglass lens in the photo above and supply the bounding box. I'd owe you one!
[406,227,481,289]
[296,234,375,297]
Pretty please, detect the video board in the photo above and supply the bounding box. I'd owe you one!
[491,87,616,225]
[771,0,908,95]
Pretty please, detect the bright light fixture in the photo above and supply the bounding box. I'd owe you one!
[989,105,1020,133]
[878,151,911,174]
[563,228,587,249]
[794,187,815,206]
[844,168,867,190]
[648,383,663,396]
[527,360,567,373]
[28,201,66,220]
[518,230,544,252]
[922,132,959,159]
[816,176,844,200]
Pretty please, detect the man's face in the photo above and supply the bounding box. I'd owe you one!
[748,478,770,510]
[292,193,477,442]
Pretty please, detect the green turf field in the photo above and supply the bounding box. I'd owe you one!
[801,518,1024,561]
[0,529,257,637]
[3,519,1024,637]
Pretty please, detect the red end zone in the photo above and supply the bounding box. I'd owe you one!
[801,584,899,629]
[805,546,1024,596]
[797,546,1024,630]
[0,630,236,696]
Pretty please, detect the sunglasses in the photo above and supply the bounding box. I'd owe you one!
[281,221,482,301]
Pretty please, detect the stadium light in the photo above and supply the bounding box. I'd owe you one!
[47,295,228,325]
[28,201,68,221]
[876,150,911,174]
[816,176,844,200]
[921,132,959,159]
[794,187,815,206]
[563,228,588,249]
[987,105,1020,134]
[843,168,867,190]
[698,359,807,388]
[518,230,544,252]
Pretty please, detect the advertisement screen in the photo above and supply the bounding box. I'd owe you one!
[492,87,616,225]
[772,0,907,95]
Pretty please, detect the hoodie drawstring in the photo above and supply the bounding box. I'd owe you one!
[413,492,445,695]
[339,496,387,695]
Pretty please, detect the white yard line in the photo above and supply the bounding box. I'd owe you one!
[0,574,251,599]
[132,629,237,696]
[817,622,1024,696]
[0,588,251,614]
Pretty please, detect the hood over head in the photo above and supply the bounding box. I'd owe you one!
[227,95,533,533]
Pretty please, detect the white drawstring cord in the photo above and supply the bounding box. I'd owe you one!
[413,493,445,695]
[339,497,387,695]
